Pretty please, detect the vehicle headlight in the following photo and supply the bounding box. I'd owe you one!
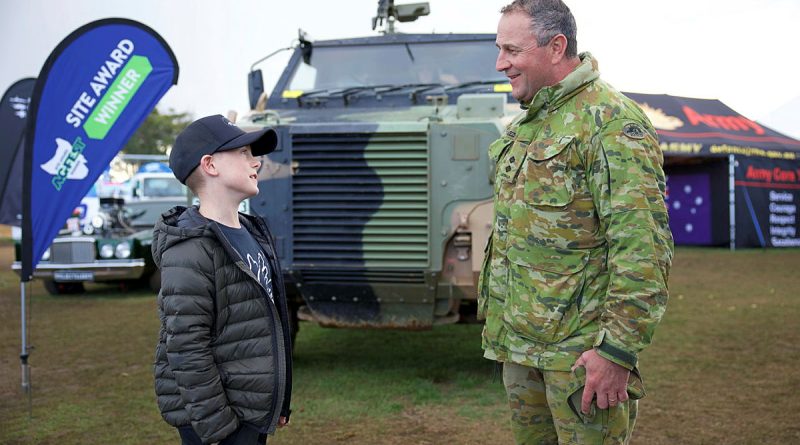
[83,224,95,235]
[99,243,114,259]
[41,248,51,261]
[115,242,131,259]
[91,215,106,229]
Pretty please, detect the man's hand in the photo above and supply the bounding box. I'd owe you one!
[571,349,630,413]
[278,416,289,428]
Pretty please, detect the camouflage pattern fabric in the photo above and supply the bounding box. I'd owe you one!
[503,361,637,445]
[478,52,674,372]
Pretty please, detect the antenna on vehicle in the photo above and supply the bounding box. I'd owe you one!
[372,0,430,34]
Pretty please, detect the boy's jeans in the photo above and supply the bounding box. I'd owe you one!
[178,424,268,445]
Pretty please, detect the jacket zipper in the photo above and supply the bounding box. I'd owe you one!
[234,261,286,433]
[212,218,286,434]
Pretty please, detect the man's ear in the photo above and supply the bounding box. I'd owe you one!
[549,34,568,64]
[199,154,218,177]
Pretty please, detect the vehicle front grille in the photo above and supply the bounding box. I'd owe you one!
[51,239,96,263]
[299,269,427,284]
[292,131,430,270]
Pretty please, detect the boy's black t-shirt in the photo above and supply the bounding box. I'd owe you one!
[218,223,274,302]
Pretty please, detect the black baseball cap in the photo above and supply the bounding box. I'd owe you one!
[169,114,278,184]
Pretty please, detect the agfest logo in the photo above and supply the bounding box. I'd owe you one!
[41,38,153,191]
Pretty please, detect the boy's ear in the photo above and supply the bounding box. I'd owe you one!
[199,154,218,177]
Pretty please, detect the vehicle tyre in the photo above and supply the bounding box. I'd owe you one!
[148,270,162,293]
[289,304,300,349]
[43,280,85,295]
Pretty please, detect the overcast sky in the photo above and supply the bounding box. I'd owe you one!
[1,0,799,137]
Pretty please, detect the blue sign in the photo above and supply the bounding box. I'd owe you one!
[734,157,800,248]
[138,161,172,174]
[22,19,178,279]
[666,173,712,245]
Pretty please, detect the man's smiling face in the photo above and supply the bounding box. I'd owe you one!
[495,11,555,104]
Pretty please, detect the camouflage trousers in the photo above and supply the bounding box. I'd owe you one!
[502,361,637,445]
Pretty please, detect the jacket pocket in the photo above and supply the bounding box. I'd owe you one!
[477,232,493,319]
[503,240,589,344]
[518,135,576,207]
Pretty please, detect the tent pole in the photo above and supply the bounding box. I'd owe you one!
[729,155,736,251]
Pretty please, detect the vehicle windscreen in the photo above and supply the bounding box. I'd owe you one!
[287,40,505,91]
[143,177,186,198]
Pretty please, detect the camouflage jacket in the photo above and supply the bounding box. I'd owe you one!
[478,53,674,371]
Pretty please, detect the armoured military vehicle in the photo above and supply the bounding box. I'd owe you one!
[238,1,518,330]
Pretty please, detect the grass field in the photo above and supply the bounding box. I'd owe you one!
[1,246,799,444]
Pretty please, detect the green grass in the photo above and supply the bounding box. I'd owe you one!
[286,324,504,415]
[1,247,800,444]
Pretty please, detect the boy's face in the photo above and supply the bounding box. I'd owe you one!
[210,145,262,198]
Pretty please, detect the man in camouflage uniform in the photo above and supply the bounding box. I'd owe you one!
[478,1,674,443]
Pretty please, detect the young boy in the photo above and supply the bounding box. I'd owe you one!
[152,115,292,445]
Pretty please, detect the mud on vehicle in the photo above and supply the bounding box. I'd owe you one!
[238,1,519,330]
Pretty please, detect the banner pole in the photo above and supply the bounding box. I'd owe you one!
[20,280,32,418]
[728,154,736,251]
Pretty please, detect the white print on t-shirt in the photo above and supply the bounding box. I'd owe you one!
[247,251,274,301]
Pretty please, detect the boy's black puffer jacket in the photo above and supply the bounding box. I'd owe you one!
[152,206,292,444]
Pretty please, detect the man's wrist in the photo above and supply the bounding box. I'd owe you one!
[593,330,637,370]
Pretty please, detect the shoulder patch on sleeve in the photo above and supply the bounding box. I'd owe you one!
[622,123,646,140]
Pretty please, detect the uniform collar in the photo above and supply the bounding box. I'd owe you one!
[521,52,600,116]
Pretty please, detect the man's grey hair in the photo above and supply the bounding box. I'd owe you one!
[501,0,578,58]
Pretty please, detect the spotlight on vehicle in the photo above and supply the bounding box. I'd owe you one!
[115,242,131,259]
[100,243,115,259]
[83,224,95,235]
[91,215,106,230]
